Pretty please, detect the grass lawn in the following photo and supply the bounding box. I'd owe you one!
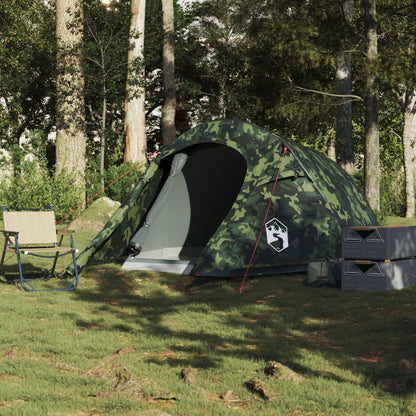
[0,226,416,415]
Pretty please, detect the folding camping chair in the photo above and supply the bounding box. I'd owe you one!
[0,205,79,292]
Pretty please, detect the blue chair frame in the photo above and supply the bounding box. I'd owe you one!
[0,206,79,292]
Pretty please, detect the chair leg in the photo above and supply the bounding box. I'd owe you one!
[4,235,79,292]
[19,251,78,292]
[0,240,8,275]
[11,236,35,291]
[67,250,79,290]
[50,234,65,279]
[16,254,37,292]
[67,234,79,290]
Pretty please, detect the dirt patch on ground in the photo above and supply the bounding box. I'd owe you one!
[85,349,178,404]
[69,197,121,231]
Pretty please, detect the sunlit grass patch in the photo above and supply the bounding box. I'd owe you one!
[0,224,416,415]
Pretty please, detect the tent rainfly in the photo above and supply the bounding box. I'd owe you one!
[68,119,377,277]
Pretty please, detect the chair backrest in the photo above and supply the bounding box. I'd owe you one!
[3,210,57,245]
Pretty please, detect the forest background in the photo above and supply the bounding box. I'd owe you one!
[1,0,416,222]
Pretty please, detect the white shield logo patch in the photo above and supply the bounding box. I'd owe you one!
[265,218,289,253]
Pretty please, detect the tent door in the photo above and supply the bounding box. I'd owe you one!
[122,144,247,274]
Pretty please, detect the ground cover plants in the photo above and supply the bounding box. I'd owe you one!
[0,226,416,415]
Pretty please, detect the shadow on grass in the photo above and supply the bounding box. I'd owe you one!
[0,261,77,291]
[73,263,416,396]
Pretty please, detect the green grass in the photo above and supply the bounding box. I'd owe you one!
[382,217,416,226]
[0,226,416,415]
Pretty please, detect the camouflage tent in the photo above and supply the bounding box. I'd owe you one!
[70,119,377,277]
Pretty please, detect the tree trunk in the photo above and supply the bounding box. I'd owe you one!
[364,0,380,212]
[100,44,107,190]
[327,129,336,162]
[161,0,177,145]
[55,0,87,203]
[124,0,147,164]
[402,88,416,218]
[336,0,354,175]
[101,94,107,190]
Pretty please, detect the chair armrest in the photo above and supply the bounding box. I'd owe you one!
[0,229,19,236]
[56,229,75,236]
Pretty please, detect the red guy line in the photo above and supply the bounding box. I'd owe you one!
[2,151,158,266]
[239,146,288,293]
[56,150,159,224]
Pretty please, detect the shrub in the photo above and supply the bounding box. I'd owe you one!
[0,159,82,223]
[380,169,406,218]
[352,168,405,218]
[86,162,143,204]
[104,163,143,202]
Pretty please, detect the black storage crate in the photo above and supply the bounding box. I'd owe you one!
[341,258,416,291]
[342,225,416,261]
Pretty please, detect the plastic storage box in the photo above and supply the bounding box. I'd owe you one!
[341,258,416,291]
[341,225,416,261]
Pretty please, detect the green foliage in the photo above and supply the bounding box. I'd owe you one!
[376,0,416,92]
[240,0,342,139]
[86,161,142,204]
[83,0,130,167]
[0,0,55,149]
[2,0,416,218]
[103,163,143,202]
[380,170,406,218]
[0,151,82,222]
[352,98,404,172]
[83,0,166,161]
[352,168,406,218]
[175,0,255,129]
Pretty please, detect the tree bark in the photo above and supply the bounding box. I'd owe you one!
[402,88,416,218]
[55,0,87,202]
[364,0,380,212]
[327,129,336,162]
[161,0,177,145]
[335,0,354,174]
[101,94,107,190]
[124,0,147,164]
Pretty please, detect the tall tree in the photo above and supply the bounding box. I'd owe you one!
[178,0,253,123]
[379,1,416,217]
[401,89,416,217]
[363,0,380,211]
[243,0,342,142]
[124,0,147,164]
[336,0,355,174]
[56,0,87,202]
[161,0,176,145]
[84,0,130,188]
[0,0,55,174]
